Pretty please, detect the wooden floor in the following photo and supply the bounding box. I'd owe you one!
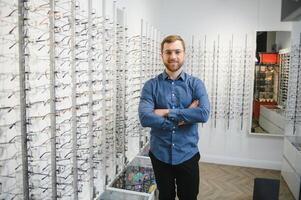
[197,162,294,200]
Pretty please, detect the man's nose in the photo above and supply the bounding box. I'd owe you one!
[170,52,177,58]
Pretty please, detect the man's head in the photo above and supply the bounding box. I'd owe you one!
[161,35,186,73]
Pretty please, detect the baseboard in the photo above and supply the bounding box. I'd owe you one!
[200,154,282,170]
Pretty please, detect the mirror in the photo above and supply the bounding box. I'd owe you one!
[251,31,291,136]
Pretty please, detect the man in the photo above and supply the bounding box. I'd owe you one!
[138,35,210,200]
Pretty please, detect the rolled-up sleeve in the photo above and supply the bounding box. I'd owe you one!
[168,79,210,124]
[138,80,175,130]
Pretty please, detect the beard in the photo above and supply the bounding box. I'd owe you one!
[163,60,184,72]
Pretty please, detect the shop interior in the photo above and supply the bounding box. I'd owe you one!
[0,0,301,200]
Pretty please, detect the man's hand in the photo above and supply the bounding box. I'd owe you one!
[178,121,185,126]
[153,109,169,117]
[189,100,199,108]
[178,100,200,126]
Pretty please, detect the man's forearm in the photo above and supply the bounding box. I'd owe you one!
[139,110,176,130]
[167,99,210,124]
[153,109,169,117]
[153,100,199,126]
[169,107,210,124]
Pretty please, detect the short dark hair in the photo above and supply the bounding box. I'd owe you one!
[161,35,186,53]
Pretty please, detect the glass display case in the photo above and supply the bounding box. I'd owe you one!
[111,165,156,194]
[252,64,280,134]
[254,64,279,102]
[99,190,149,200]
[102,156,156,200]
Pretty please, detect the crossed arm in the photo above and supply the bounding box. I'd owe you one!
[138,80,210,130]
[154,100,200,126]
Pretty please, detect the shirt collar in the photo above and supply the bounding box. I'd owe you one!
[162,70,186,81]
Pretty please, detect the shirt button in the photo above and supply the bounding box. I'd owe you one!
[172,144,175,147]
[172,93,175,96]
[172,130,175,133]
[172,82,174,85]
[172,106,175,109]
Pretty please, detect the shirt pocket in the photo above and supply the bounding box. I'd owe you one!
[154,89,170,109]
[175,84,193,108]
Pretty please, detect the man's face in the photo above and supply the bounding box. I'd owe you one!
[161,40,185,72]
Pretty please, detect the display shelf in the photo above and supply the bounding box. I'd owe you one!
[254,64,279,102]
[278,50,290,108]
[286,43,301,135]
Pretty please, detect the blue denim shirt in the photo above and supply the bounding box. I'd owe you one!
[138,71,210,165]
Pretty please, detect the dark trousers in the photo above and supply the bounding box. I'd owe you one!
[149,151,200,200]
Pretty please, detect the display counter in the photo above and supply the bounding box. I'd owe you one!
[99,190,149,200]
[259,105,285,135]
[281,136,301,199]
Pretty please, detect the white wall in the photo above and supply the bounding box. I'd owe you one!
[276,31,292,50]
[200,122,284,170]
[291,20,301,46]
[264,31,291,52]
[150,0,294,170]
[267,31,276,51]
[152,0,291,41]
[117,0,159,35]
